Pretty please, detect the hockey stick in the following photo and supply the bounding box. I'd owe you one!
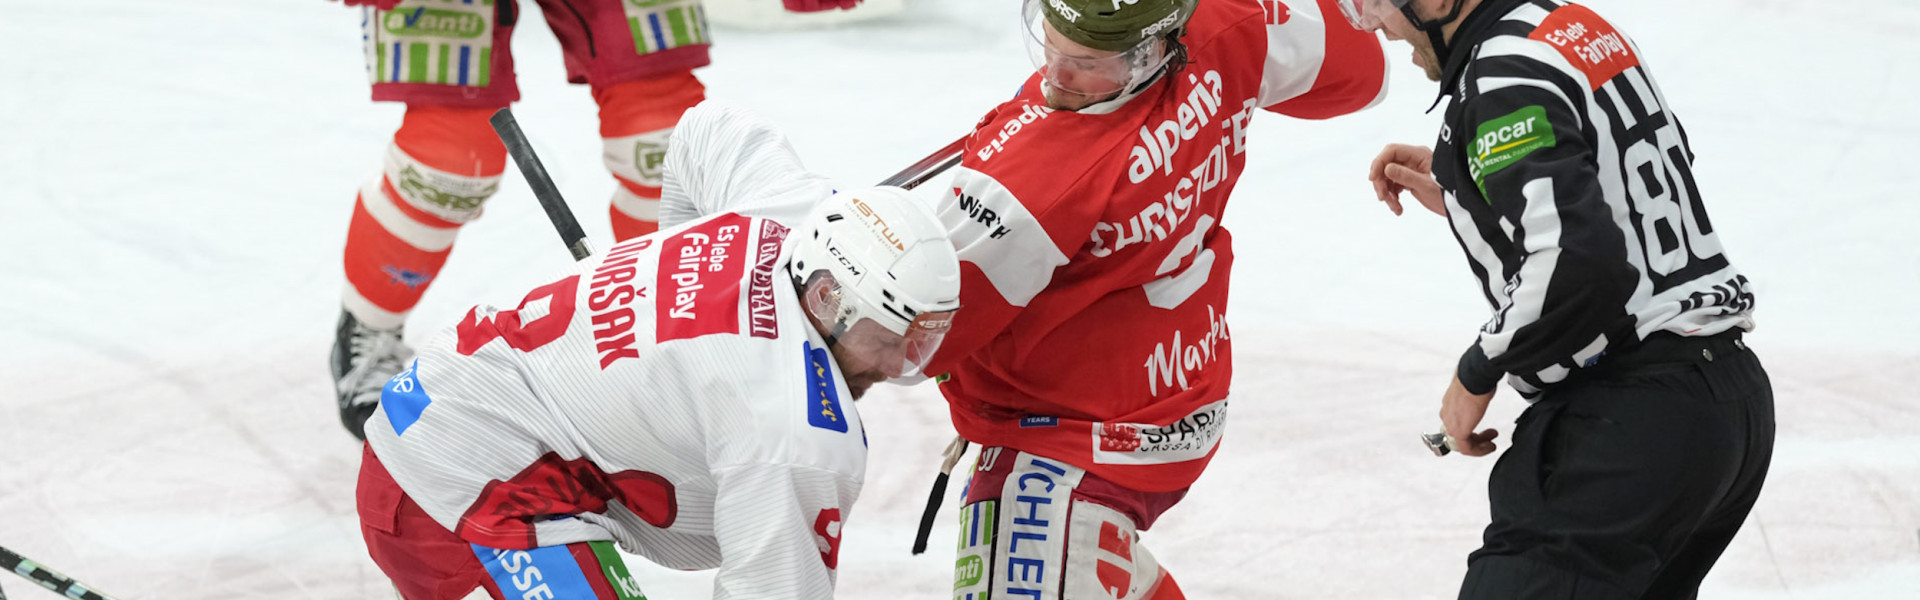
[0,545,121,600]
[489,108,596,262]
[910,435,971,555]
[878,136,966,191]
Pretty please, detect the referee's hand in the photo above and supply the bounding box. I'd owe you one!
[1439,375,1500,457]
[1368,143,1447,217]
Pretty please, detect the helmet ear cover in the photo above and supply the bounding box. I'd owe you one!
[798,270,853,346]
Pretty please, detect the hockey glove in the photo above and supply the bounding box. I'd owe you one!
[335,0,406,10]
[783,0,864,12]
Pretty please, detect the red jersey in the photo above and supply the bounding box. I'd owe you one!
[926,0,1387,492]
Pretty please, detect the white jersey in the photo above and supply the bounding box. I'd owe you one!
[659,101,838,230]
[365,103,859,600]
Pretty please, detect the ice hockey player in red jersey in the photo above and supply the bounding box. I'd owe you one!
[930,1,1389,598]
[357,102,960,599]
[326,0,863,441]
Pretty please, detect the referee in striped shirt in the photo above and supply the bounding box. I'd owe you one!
[1340,0,1775,597]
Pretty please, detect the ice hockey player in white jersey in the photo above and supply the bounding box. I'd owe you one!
[355,104,962,599]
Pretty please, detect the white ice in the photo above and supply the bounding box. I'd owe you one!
[1,0,1915,598]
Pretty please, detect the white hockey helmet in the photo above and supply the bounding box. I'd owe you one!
[789,186,961,377]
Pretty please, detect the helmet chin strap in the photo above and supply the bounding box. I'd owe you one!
[823,318,849,349]
[1400,0,1466,66]
[1119,36,1186,99]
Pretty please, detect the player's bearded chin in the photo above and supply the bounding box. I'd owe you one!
[1408,32,1444,81]
[844,373,882,400]
[827,346,880,400]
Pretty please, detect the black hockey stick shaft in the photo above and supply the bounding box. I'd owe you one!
[879,136,966,191]
[910,472,951,555]
[0,546,120,600]
[911,436,971,555]
[490,108,595,262]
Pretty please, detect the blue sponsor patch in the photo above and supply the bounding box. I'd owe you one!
[382,359,431,435]
[1019,416,1058,428]
[470,543,595,600]
[804,342,848,433]
[382,265,433,289]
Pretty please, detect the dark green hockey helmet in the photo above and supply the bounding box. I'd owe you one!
[1038,0,1197,53]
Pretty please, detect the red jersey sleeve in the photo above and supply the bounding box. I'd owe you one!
[923,163,1088,375]
[1256,0,1389,119]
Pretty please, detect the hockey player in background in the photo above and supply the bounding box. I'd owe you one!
[357,102,960,600]
[1344,0,1773,596]
[922,1,1389,598]
[327,0,863,441]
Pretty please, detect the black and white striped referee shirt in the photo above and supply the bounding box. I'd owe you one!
[1430,0,1756,397]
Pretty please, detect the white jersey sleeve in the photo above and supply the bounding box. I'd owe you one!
[661,100,838,229]
[709,463,857,600]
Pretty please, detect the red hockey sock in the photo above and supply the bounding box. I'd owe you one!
[596,71,705,241]
[341,105,506,328]
[394,105,509,175]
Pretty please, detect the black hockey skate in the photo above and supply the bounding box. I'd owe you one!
[329,309,413,441]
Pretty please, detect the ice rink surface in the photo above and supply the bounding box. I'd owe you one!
[1,0,1916,598]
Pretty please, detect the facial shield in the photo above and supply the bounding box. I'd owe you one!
[1335,0,1410,30]
[830,300,956,379]
[1023,0,1172,100]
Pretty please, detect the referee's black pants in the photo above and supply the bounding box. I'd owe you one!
[1457,332,1774,600]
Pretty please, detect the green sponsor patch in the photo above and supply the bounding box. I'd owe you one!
[952,499,994,598]
[587,541,649,600]
[397,165,495,212]
[625,0,709,55]
[384,8,486,39]
[954,555,985,589]
[1467,105,1556,197]
[634,139,668,181]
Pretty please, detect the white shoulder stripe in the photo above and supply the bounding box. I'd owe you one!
[1501,2,1553,27]
[1475,34,1582,79]
[1476,76,1582,129]
[941,167,1070,307]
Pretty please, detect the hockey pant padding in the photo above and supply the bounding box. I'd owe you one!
[365,0,521,107]
[595,70,704,241]
[342,106,505,328]
[359,446,644,600]
[953,448,1187,600]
